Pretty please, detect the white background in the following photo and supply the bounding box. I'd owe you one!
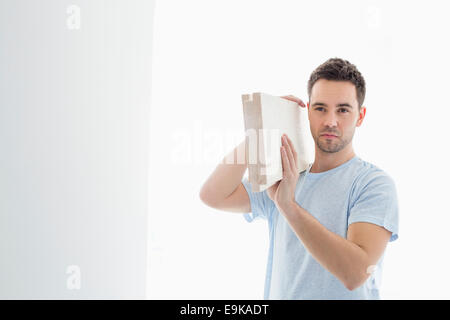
[147,0,450,299]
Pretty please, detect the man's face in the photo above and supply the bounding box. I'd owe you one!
[307,79,366,154]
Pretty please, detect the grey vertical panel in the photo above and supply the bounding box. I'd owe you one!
[0,0,154,298]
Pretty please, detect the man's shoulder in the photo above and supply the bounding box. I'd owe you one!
[351,157,396,191]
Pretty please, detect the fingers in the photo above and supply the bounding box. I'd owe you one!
[283,134,298,171]
[282,135,297,173]
[281,145,291,178]
[280,95,306,108]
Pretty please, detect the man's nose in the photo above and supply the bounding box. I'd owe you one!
[323,112,338,127]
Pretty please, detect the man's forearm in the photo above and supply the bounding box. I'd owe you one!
[199,139,247,203]
[278,201,371,291]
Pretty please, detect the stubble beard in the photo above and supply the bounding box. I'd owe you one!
[315,133,351,154]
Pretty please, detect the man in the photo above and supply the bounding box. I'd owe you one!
[199,58,399,299]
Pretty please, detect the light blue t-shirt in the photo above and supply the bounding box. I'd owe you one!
[242,155,399,300]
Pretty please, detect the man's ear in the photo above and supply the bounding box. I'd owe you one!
[356,106,366,127]
[307,102,310,119]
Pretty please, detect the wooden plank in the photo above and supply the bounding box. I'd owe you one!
[242,92,315,192]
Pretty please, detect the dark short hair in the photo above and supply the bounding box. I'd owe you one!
[307,58,366,109]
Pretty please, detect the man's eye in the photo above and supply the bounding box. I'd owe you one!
[316,107,324,111]
[339,109,349,113]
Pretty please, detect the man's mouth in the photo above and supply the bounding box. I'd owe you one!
[321,134,338,138]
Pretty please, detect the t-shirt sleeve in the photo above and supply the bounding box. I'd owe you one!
[241,177,274,223]
[348,171,399,242]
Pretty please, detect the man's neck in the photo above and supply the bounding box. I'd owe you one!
[309,148,356,173]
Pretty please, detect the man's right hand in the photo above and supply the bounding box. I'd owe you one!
[280,95,307,108]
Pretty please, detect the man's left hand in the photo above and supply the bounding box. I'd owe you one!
[267,134,300,212]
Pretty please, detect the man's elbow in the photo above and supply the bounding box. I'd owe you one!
[199,188,211,206]
[344,281,360,292]
[344,273,370,291]
[199,187,218,208]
